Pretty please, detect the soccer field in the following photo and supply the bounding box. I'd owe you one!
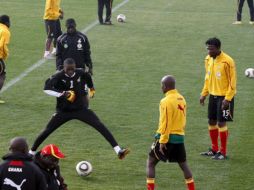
[1,0,254,189]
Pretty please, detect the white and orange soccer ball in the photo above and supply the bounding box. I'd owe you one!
[117,14,126,22]
[244,68,254,78]
[76,161,93,176]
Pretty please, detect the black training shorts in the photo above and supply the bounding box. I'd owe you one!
[0,59,6,75]
[44,19,62,39]
[208,95,234,122]
[149,140,186,163]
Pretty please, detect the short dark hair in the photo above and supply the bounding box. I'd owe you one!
[0,15,10,25]
[205,37,221,49]
[65,18,76,28]
[63,58,76,65]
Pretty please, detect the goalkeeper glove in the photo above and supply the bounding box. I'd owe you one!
[89,88,95,98]
[64,90,76,103]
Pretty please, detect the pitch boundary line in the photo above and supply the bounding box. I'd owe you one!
[0,0,130,94]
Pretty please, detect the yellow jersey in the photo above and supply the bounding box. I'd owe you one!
[201,51,237,101]
[0,23,11,60]
[43,0,61,20]
[156,89,186,144]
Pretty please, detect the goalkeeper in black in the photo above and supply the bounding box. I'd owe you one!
[30,58,129,160]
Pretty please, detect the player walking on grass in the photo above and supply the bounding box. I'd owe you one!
[0,15,11,104]
[43,0,63,59]
[200,37,237,160]
[146,75,195,190]
[29,58,129,160]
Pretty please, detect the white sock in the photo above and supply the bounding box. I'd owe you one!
[52,48,56,53]
[28,150,36,156]
[44,51,50,56]
[113,146,121,154]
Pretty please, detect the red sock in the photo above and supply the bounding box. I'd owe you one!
[209,125,219,152]
[219,126,228,156]
[147,178,155,190]
[186,178,195,190]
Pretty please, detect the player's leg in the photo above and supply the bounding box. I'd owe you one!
[105,0,113,24]
[146,155,159,190]
[52,19,62,55]
[76,109,130,159]
[146,140,163,190]
[0,59,6,103]
[176,144,195,190]
[200,95,218,156]
[30,112,70,153]
[0,59,6,90]
[237,0,245,21]
[178,162,195,190]
[212,97,234,160]
[44,20,55,59]
[247,0,254,23]
[98,0,104,24]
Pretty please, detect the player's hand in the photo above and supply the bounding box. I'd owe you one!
[59,10,64,19]
[159,143,167,155]
[199,96,206,106]
[89,88,95,98]
[221,99,230,110]
[64,90,75,103]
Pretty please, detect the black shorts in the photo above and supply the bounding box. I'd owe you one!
[0,59,6,75]
[149,140,186,163]
[208,95,234,122]
[45,19,62,39]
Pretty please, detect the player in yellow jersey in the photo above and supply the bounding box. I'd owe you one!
[200,37,237,160]
[0,15,11,103]
[43,0,63,59]
[146,75,195,190]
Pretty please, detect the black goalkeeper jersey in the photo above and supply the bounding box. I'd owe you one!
[44,69,94,112]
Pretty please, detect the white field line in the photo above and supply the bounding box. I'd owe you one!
[1,0,130,94]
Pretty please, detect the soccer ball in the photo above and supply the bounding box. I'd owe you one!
[244,68,254,78]
[76,161,93,176]
[117,14,126,22]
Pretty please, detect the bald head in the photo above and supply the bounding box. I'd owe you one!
[9,137,29,154]
[161,75,175,93]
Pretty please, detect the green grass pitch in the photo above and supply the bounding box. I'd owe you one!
[1,0,254,189]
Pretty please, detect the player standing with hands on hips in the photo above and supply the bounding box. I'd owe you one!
[56,18,93,75]
[0,15,11,104]
[146,75,195,190]
[29,58,129,160]
[200,37,237,160]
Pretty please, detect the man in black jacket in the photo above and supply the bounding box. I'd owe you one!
[56,18,93,74]
[0,137,47,190]
[34,144,67,190]
[30,58,129,160]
